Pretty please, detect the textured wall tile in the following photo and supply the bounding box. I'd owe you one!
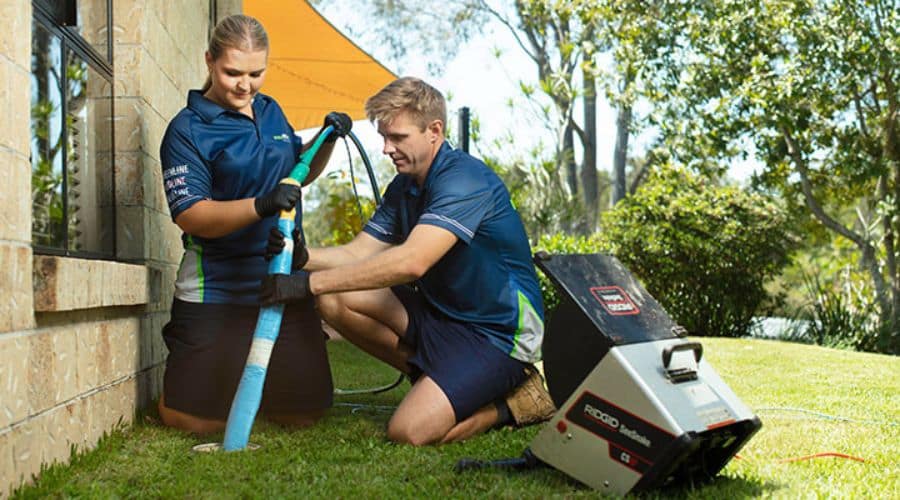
[0,0,31,71]
[76,323,101,393]
[33,257,147,312]
[113,44,142,97]
[0,245,34,332]
[0,430,14,497]
[112,0,145,46]
[10,419,41,492]
[114,152,146,206]
[113,97,144,153]
[0,150,31,243]
[111,319,141,380]
[26,331,55,414]
[43,403,79,467]
[0,335,30,428]
[50,328,79,404]
[101,263,148,307]
[116,205,148,261]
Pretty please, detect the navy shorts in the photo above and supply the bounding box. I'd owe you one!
[393,286,529,422]
[161,297,333,420]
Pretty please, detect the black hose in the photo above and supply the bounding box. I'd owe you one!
[331,131,404,397]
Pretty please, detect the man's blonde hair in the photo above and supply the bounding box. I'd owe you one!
[365,77,447,131]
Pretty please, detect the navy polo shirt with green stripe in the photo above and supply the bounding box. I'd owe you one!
[363,142,545,363]
[160,90,303,304]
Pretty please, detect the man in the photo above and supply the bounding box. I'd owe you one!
[261,77,554,445]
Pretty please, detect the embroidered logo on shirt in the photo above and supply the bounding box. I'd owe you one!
[273,133,291,142]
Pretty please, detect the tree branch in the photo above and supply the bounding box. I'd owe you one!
[783,128,864,245]
[783,127,891,314]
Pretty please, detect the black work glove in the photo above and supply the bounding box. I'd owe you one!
[264,226,309,271]
[254,183,301,218]
[322,111,352,142]
[259,272,312,306]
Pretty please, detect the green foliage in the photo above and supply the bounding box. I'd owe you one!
[303,171,376,247]
[798,273,879,351]
[598,165,793,337]
[483,151,585,241]
[614,0,900,344]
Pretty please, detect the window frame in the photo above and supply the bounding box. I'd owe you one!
[31,0,116,260]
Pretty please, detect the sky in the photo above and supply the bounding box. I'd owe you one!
[298,2,760,188]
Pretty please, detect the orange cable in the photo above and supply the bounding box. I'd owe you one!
[780,452,866,463]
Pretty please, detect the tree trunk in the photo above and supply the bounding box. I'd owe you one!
[581,67,598,231]
[563,123,578,196]
[611,102,631,206]
[612,70,634,206]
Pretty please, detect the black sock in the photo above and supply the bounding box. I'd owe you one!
[494,398,512,428]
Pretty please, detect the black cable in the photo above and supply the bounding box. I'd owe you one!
[330,132,404,397]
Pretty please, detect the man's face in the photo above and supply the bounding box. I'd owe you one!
[205,47,267,115]
[377,111,442,185]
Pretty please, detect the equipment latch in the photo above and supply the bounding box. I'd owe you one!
[662,341,703,383]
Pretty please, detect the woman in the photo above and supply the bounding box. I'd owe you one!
[158,14,351,434]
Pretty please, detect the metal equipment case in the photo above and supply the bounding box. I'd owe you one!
[529,254,761,495]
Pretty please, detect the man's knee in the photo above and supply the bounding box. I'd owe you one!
[386,418,438,446]
[315,293,345,323]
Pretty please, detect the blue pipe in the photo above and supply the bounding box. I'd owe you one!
[222,126,335,451]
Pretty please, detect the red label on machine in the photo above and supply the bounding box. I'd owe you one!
[590,286,640,316]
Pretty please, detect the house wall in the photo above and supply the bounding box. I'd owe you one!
[0,1,241,495]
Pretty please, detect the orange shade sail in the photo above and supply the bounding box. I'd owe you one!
[244,0,397,130]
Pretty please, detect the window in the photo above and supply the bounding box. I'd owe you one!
[31,0,114,258]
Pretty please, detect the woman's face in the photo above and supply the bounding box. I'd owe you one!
[204,47,267,115]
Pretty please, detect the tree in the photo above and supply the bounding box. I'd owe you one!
[620,0,899,352]
[314,0,609,232]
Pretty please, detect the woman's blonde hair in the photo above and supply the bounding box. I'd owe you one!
[201,15,269,92]
[365,77,446,131]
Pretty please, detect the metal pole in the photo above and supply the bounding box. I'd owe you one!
[458,106,470,153]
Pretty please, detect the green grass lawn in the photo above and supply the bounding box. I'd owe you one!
[11,338,900,499]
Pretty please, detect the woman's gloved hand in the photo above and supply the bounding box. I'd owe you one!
[322,111,352,142]
[264,226,309,271]
[254,183,301,218]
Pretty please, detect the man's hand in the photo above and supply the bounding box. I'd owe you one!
[259,272,312,306]
[264,227,309,270]
[254,184,301,218]
[323,111,352,142]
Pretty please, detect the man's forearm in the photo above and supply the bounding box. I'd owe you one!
[308,244,421,295]
[305,245,363,271]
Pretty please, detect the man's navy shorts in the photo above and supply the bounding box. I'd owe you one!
[393,286,529,422]
[161,297,333,420]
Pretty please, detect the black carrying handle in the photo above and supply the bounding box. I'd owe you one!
[662,341,703,369]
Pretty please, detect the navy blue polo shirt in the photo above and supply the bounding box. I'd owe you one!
[363,142,545,363]
[159,90,303,304]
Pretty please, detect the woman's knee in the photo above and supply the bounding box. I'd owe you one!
[266,409,326,428]
[157,394,225,435]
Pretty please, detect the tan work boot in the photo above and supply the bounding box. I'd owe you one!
[506,366,556,427]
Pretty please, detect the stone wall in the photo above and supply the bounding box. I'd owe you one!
[0,1,241,495]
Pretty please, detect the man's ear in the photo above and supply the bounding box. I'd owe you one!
[428,119,444,141]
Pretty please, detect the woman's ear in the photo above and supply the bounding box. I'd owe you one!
[204,51,214,71]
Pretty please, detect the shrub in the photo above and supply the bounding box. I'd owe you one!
[798,272,880,351]
[596,165,793,337]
